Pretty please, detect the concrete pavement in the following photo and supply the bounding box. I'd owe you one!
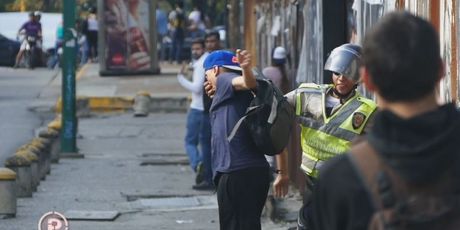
[0,63,297,229]
[0,67,59,164]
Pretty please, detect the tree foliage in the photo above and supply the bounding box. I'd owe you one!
[2,0,95,12]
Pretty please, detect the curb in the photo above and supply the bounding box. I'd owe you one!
[0,64,71,218]
[55,96,134,113]
[54,63,190,114]
[1,126,60,218]
[55,95,189,114]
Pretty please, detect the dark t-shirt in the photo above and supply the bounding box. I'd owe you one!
[173,9,186,39]
[306,104,460,230]
[20,21,42,37]
[210,72,268,179]
[306,154,373,230]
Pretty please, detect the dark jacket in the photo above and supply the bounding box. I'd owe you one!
[306,103,460,230]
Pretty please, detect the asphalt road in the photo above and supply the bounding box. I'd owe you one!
[0,67,59,164]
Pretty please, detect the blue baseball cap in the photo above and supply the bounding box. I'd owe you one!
[203,50,242,72]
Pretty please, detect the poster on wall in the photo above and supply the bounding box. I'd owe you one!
[100,0,159,75]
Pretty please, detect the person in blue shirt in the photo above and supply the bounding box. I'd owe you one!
[48,21,64,69]
[156,4,168,61]
[203,50,269,230]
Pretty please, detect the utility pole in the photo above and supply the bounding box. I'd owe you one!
[61,0,79,156]
[228,0,241,50]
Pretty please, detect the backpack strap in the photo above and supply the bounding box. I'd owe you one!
[348,141,408,227]
[350,141,460,229]
[227,105,260,142]
[348,141,386,210]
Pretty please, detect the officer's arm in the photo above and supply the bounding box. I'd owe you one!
[284,90,296,107]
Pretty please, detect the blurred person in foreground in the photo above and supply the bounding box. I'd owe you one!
[300,12,460,230]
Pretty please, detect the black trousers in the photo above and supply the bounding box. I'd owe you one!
[215,167,270,230]
[298,175,317,229]
[303,175,316,205]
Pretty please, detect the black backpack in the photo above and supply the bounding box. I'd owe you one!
[227,68,295,156]
[350,141,460,230]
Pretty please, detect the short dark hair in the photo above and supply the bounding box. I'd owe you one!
[363,12,441,102]
[191,38,205,48]
[205,31,220,41]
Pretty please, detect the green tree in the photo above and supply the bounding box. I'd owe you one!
[6,0,42,11]
[0,0,15,11]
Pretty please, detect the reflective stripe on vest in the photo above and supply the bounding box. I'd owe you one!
[296,84,376,177]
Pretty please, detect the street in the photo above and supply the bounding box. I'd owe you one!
[0,65,295,229]
[0,67,59,164]
[1,0,458,229]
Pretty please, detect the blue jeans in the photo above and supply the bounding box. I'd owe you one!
[79,39,89,66]
[185,108,204,171]
[170,32,184,63]
[201,113,212,184]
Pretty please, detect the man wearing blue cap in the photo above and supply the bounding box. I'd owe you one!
[203,50,269,230]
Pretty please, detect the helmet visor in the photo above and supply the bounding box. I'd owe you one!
[324,49,361,82]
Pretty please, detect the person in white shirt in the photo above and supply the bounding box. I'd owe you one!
[86,7,99,62]
[188,7,206,31]
[177,38,209,188]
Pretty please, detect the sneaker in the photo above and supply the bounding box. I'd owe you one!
[192,181,215,191]
[195,162,204,184]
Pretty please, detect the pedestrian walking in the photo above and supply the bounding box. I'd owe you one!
[263,46,289,94]
[48,21,64,69]
[177,38,211,190]
[156,4,168,62]
[168,1,186,64]
[203,50,270,230]
[301,12,460,230]
[194,31,223,191]
[188,5,206,39]
[86,7,99,62]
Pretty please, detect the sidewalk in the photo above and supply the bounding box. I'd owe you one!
[0,63,297,229]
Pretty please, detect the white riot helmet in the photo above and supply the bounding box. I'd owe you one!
[324,43,362,82]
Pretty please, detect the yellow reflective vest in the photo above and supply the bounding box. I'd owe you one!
[295,83,377,178]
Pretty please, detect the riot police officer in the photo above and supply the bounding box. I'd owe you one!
[275,43,378,229]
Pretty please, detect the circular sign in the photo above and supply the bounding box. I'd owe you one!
[38,211,69,230]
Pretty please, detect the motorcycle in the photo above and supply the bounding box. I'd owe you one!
[23,35,39,69]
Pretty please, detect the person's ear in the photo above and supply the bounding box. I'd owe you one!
[213,66,219,75]
[361,66,376,93]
